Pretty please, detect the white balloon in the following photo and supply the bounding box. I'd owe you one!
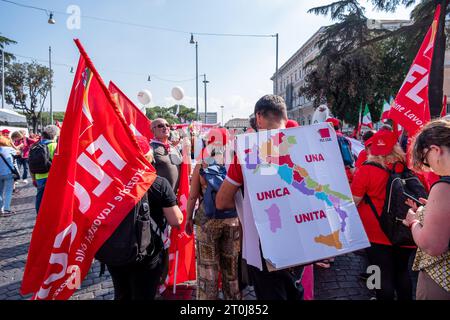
[137,90,152,105]
[312,104,330,123]
[171,86,184,101]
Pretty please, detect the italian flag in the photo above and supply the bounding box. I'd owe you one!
[380,99,391,121]
[362,104,373,129]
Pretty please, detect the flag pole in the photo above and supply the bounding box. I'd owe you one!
[173,251,179,294]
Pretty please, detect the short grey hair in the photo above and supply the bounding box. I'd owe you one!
[43,125,60,140]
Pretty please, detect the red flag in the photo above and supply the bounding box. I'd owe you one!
[388,5,441,135]
[166,149,196,287]
[441,95,447,117]
[108,81,153,140]
[20,39,156,300]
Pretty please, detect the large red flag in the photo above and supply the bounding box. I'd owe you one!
[166,146,196,287]
[388,5,441,135]
[20,39,156,300]
[108,81,153,140]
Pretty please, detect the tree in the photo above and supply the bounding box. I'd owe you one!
[145,106,178,124]
[172,105,196,123]
[305,0,449,120]
[41,111,65,126]
[4,61,52,132]
[0,34,17,63]
[145,105,196,124]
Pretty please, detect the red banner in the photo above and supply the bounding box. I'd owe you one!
[388,5,441,135]
[20,39,156,300]
[108,81,153,140]
[167,149,196,287]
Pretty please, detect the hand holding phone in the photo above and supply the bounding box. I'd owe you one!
[404,192,425,207]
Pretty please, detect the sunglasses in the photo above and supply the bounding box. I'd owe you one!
[154,123,170,129]
[421,148,432,168]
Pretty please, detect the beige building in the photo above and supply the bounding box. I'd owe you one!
[271,27,325,126]
[272,20,412,125]
[224,118,249,133]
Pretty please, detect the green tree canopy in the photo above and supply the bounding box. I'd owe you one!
[4,61,52,132]
[145,105,196,124]
[302,0,448,123]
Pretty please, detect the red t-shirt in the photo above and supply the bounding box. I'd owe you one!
[226,154,243,186]
[351,164,392,245]
[355,149,368,168]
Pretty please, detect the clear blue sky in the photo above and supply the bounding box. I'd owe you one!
[0,0,412,124]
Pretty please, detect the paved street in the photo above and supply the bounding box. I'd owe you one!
[0,180,373,300]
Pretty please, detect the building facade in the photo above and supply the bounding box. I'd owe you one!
[224,118,249,132]
[271,27,325,126]
[198,112,218,124]
[272,20,411,125]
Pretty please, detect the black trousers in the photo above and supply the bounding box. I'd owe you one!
[365,243,414,300]
[248,264,304,300]
[107,255,163,300]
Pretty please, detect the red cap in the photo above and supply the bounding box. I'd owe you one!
[326,117,340,128]
[206,127,228,146]
[286,119,300,128]
[135,136,150,155]
[366,131,398,156]
[1,129,10,134]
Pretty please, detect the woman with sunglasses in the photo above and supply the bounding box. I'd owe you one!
[404,119,450,300]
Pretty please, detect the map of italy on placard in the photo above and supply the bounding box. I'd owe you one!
[236,123,370,269]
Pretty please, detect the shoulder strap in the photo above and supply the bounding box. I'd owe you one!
[363,161,390,173]
[363,194,381,223]
[0,153,18,175]
[431,176,450,190]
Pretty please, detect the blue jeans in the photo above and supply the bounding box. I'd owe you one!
[17,158,29,180]
[0,174,14,211]
[35,178,47,214]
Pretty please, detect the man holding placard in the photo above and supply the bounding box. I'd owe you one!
[216,94,369,300]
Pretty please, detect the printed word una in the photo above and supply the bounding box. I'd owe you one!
[305,153,325,163]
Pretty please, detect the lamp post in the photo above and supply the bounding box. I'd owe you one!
[202,74,209,124]
[275,33,279,95]
[49,46,53,125]
[1,47,4,109]
[220,105,224,126]
[190,34,199,121]
[47,13,55,124]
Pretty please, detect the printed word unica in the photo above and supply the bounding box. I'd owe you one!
[256,187,290,201]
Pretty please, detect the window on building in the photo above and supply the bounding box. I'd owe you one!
[308,115,312,125]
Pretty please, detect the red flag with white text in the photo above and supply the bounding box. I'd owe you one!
[20,39,156,300]
[108,81,153,140]
[388,5,441,135]
[167,149,196,287]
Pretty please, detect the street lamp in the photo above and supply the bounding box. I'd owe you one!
[190,34,199,121]
[1,47,4,109]
[202,74,209,124]
[48,46,53,125]
[48,12,56,24]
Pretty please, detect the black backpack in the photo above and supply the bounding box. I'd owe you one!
[363,161,428,246]
[28,141,53,174]
[95,193,163,268]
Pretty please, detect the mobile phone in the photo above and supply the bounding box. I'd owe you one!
[403,192,424,206]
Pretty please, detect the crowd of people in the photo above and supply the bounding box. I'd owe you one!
[1,94,449,301]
